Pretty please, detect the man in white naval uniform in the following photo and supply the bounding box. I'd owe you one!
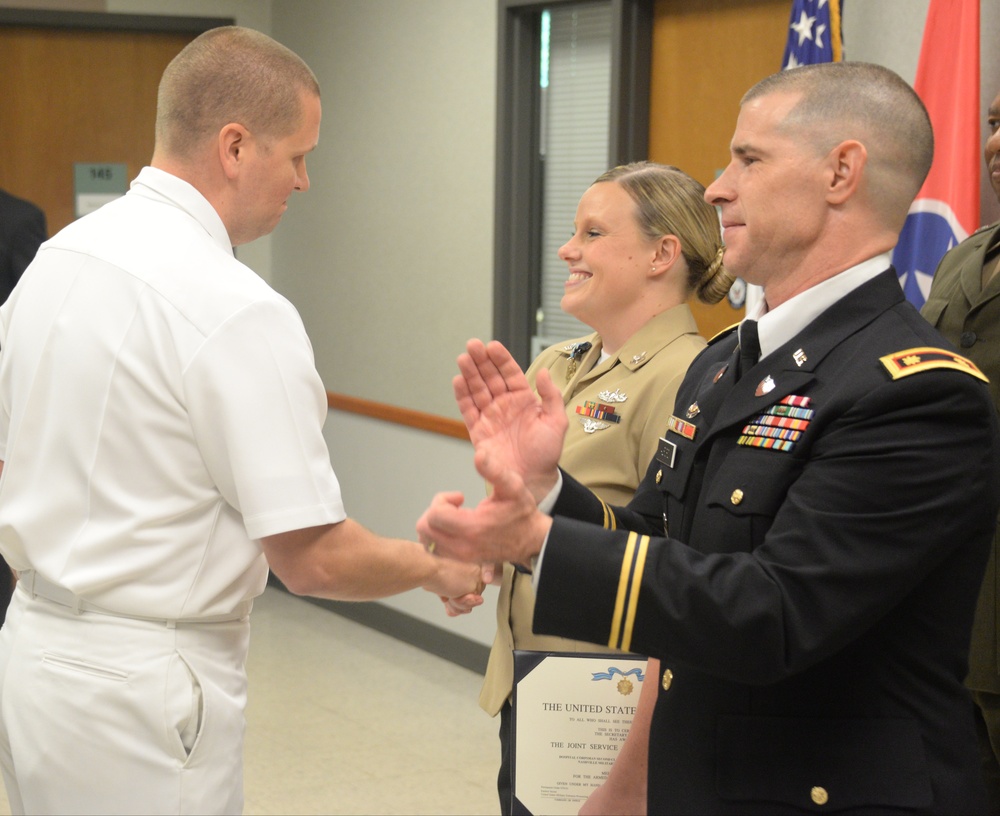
[0,26,485,815]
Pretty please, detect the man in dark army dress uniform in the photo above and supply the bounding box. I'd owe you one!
[420,62,1000,815]
[923,86,1000,812]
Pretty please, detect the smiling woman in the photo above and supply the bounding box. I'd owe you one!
[558,181,668,351]
[480,160,734,815]
[558,164,731,354]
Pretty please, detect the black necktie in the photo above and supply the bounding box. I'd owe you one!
[736,320,760,381]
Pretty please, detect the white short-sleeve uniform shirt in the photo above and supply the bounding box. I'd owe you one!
[0,167,347,620]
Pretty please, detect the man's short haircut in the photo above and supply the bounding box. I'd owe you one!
[155,26,320,160]
[744,62,933,225]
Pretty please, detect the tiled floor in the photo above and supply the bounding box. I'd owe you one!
[244,587,500,815]
[0,587,501,815]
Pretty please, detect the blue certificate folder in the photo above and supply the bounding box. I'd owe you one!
[511,650,647,816]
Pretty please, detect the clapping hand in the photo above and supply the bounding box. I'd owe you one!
[417,454,553,567]
[455,340,566,500]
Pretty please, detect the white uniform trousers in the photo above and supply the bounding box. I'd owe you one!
[0,585,251,815]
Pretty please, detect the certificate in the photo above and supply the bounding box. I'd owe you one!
[512,650,647,815]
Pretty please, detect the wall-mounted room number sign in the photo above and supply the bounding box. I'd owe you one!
[74,163,128,218]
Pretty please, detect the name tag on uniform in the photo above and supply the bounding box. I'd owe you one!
[656,437,677,469]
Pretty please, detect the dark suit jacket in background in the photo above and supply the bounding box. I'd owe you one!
[0,188,46,625]
[0,188,47,304]
[536,270,999,814]
[923,222,1000,694]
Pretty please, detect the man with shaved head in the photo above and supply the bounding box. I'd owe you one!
[420,62,1000,814]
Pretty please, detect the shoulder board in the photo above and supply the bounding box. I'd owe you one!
[708,322,740,345]
[971,221,1000,238]
[879,347,988,383]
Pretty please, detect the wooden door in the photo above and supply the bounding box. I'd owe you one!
[0,25,197,237]
[649,0,790,338]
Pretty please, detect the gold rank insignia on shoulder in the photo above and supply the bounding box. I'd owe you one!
[879,347,989,383]
[708,322,740,345]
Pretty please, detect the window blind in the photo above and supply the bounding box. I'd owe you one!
[532,1,613,359]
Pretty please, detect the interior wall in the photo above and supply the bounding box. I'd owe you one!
[3,0,496,418]
[271,0,497,419]
[269,0,498,647]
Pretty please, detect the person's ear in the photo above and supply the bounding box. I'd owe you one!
[651,234,683,277]
[218,123,250,180]
[826,139,867,205]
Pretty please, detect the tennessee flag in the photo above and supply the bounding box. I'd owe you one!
[892,0,980,308]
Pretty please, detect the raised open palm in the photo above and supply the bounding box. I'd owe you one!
[454,340,567,499]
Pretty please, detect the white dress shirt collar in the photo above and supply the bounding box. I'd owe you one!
[743,252,892,359]
[130,166,234,256]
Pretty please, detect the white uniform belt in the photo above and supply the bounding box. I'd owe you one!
[19,570,252,628]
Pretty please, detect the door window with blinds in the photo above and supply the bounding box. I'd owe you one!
[493,0,651,368]
[533,2,613,359]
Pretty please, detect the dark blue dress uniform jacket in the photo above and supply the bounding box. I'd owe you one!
[534,270,1000,814]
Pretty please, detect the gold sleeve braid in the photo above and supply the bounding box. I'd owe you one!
[608,531,650,651]
[598,497,617,530]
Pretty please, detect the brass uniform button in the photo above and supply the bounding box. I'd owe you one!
[655,470,663,484]
[730,489,744,505]
[811,786,829,806]
[661,668,673,690]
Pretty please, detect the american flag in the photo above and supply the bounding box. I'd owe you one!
[781,0,842,70]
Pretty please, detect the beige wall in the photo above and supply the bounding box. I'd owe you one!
[271,0,496,418]
[269,0,498,646]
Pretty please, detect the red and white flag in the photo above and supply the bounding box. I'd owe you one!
[892,0,980,308]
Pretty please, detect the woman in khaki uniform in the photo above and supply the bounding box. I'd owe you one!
[478,162,734,814]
